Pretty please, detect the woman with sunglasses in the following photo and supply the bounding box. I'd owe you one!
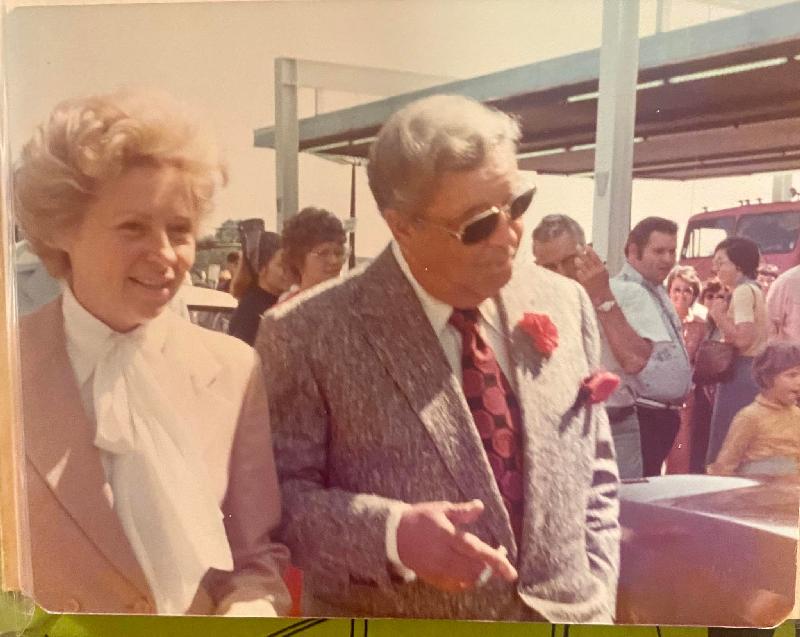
[279,206,347,303]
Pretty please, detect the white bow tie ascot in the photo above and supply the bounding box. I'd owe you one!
[63,290,233,614]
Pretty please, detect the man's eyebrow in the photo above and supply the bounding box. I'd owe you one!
[455,191,515,225]
[454,201,495,224]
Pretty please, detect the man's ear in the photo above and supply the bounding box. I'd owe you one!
[384,208,414,248]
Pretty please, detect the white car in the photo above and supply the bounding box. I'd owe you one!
[15,241,238,334]
[179,284,237,333]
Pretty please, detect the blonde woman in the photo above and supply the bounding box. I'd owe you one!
[664,265,707,473]
[13,90,290,616]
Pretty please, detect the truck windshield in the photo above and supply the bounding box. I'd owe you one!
[682,217,735,259]
[736,211,800,255]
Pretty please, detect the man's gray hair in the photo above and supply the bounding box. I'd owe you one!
[532,214,586,247]
[367,94,521,215]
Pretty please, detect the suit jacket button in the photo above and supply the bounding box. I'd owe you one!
[132,598,153,613]
[64,598,80,612]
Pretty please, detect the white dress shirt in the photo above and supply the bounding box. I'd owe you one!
[384,242,512,579]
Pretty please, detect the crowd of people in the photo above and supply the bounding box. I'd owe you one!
[531,213,800,481]
[225,207,347,345]
[9,86,799,626]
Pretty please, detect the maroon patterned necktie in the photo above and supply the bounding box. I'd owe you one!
[449,308,525,544]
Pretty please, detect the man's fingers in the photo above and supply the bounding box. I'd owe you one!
[443,499,484,526]
[451,532,518,582]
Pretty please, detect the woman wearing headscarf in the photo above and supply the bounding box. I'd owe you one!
[13,90,290,616]
[228,229,290,345]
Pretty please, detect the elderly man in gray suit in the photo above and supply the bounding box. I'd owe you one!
[256,95,620,622]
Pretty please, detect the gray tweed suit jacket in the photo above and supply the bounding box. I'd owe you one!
[255,245,620,623]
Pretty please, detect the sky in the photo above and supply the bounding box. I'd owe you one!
[4,0,798,264]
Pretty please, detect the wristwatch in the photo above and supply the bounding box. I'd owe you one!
[595,299,618,313]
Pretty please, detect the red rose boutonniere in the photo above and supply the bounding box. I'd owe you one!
[517,312,559,357]
[575,370,620,409]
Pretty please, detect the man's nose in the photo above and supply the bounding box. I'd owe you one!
[487,210,520,248]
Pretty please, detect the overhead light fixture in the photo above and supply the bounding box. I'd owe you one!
[308,135,376,154]
[668,57,788,84]
[566,91,600,104]
[636,79,664,90]
[566,79,665,103]
[309,140,352,153]
[570,142,596,152]
[517,147,566,159]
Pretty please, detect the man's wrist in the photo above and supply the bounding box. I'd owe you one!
[594,298,618,314]
[385,503,417,583]
[587,288,615,308]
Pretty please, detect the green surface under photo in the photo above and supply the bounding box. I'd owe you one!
[9,611,800,637]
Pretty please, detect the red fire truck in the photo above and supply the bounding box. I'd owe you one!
[680,200,800,280]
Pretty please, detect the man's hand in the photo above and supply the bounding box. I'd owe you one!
[396,499,517,592]
[574,246,613,305]
[574,246,652,374]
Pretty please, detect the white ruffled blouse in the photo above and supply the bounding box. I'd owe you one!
[61,287,233,614]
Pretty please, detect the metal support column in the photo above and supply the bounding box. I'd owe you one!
[772,173,793,202]
[592,0,640,275]
[348,161,356,270]
[274,58,299,231]
[655,0,671,34]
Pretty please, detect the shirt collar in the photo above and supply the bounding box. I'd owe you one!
[390,241,501,336]
[619,260,668,293]
[63,286,169,386]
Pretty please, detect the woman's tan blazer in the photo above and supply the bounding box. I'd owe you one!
[19,298,290,615]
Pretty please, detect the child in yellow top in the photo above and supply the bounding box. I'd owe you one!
[707,342,800,476]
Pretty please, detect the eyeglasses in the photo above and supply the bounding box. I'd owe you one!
[418,186,536,246]
[541,251,581,273]
[309,246,349,261]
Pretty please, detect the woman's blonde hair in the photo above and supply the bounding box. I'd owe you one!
[667,265,702,303]
[13,89,227,277]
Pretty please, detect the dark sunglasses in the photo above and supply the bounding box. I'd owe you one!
[420,186,536,245]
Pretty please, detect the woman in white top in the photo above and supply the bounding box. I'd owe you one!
[13,90,290,616]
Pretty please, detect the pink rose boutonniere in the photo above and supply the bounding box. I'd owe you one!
[517,312,559,357]
[575,370,620,409]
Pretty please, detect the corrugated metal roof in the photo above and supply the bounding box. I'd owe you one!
[254,2,800,180]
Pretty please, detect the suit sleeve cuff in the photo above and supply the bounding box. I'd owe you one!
[385,503,417,583]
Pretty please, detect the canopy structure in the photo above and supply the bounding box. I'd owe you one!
[254,1,800,181]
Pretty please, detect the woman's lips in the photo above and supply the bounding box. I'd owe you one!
[131,277,175,292]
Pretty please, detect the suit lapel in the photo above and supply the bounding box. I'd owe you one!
[496,275,548,557]
[22,300,152,598]
[355,248,514,552]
